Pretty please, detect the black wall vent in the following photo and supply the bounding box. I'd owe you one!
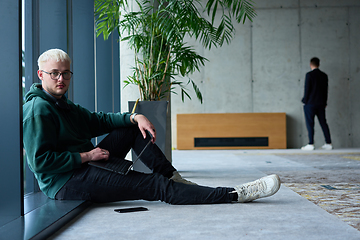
[194,137,269,147]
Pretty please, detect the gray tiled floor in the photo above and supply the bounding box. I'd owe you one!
[50,149,360,240]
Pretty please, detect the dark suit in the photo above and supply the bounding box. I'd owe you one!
[302,68,331,144]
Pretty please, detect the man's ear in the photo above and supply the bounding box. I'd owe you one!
[37,70,43,80]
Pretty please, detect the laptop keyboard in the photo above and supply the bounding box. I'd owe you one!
[105,159,133,174]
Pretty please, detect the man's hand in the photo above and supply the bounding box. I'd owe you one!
[80,147,109,163]
[133,114,156,143]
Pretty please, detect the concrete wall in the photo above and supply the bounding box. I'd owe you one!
[121,0,360,149]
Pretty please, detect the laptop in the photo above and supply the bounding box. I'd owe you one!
[88,133,153,175]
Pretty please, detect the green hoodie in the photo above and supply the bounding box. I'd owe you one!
[23,83,133,199]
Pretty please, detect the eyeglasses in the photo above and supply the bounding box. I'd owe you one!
[41,70,73,80]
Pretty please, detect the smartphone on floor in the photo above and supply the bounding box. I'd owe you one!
[114,207,148,213]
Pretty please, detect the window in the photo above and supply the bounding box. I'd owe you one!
[0,0,24,227]
[0,0,121,238]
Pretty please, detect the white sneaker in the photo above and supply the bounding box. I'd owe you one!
[301,144,315,151]
[321,144,333,150]
[170,171,197,185]
[232,174,281,203]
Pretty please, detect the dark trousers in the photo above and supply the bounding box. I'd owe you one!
[55,126,234,205]
[303,104,332,144]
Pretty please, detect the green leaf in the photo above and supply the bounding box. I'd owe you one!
[94,0,256,103]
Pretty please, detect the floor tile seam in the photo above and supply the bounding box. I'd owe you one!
[233,152,360,156]
[230,154,317,172]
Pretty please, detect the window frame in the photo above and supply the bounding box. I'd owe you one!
[0,0,122,238]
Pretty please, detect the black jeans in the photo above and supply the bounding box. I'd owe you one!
[304,104,332,144]
[56,126,234,205]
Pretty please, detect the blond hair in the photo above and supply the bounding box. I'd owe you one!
[37,49,71,69]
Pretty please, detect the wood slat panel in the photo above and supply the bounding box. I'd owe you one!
[177,113,286,150]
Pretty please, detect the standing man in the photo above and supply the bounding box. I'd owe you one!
[23,48,280,205]
[301,57,332,150]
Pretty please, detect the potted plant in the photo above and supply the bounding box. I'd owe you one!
[94,0,256,167]
[95,0,256,102]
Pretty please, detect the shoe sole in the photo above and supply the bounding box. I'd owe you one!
[266,174,281,197]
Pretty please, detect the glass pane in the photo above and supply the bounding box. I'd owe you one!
[22,0,36,195]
